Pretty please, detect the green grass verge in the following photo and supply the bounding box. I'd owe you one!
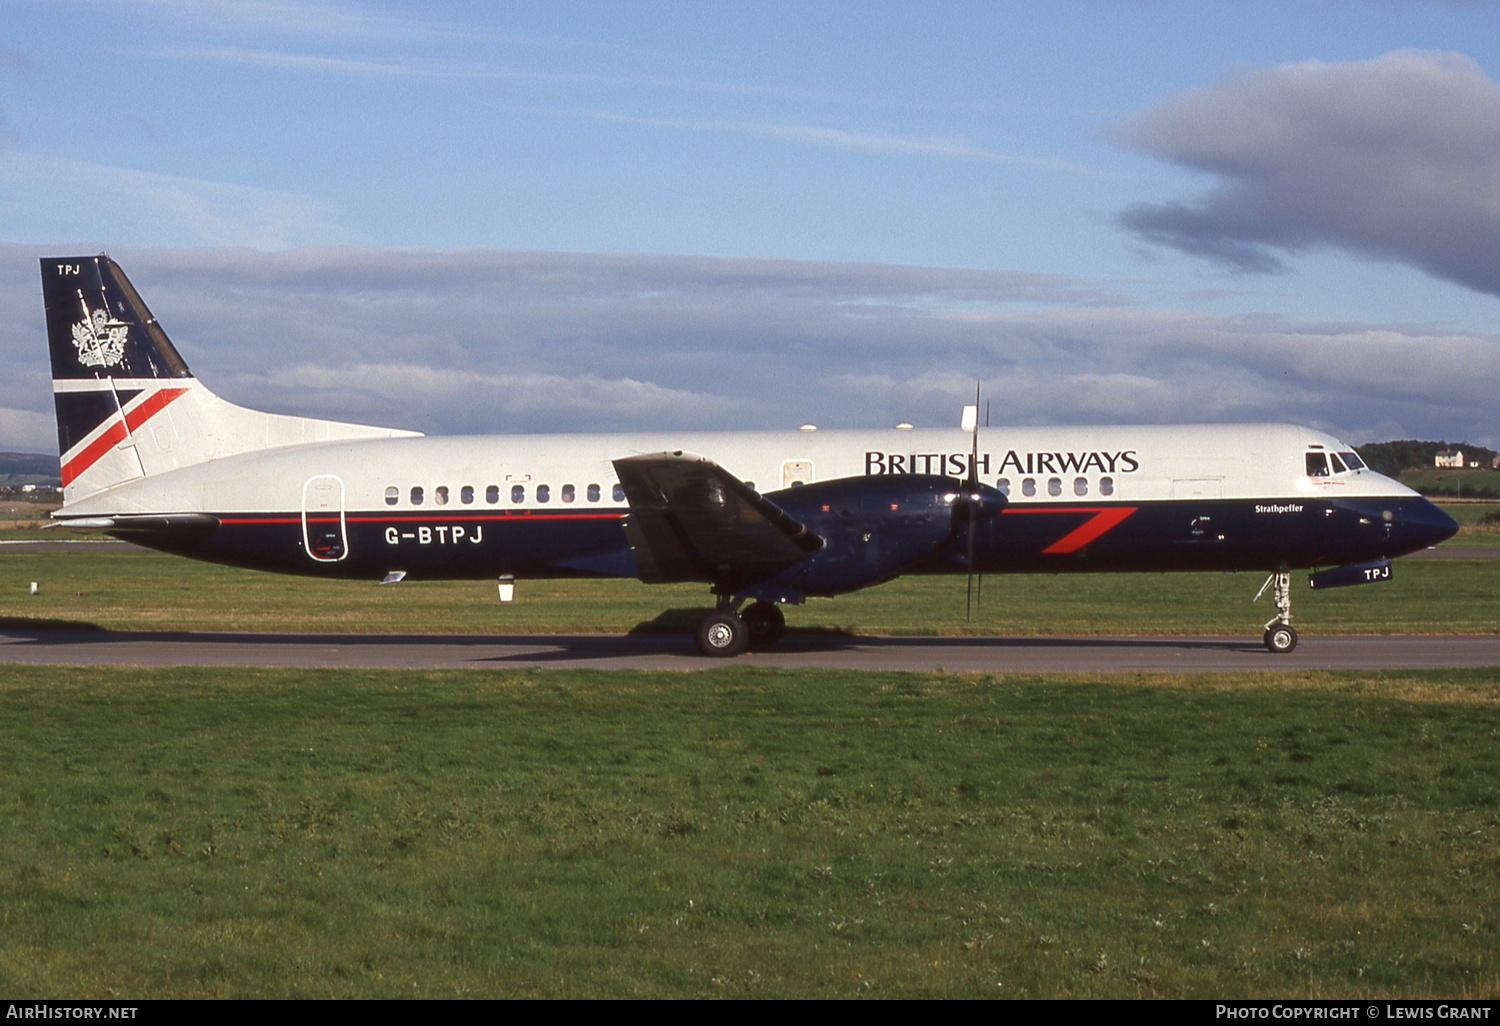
[2,547,1496,636]
[1437,502,1500,547]
[0,666,1496,998]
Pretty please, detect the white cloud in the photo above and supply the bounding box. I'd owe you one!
[0,407,57,454]
[1116,51,1500,298]
[0,152,346,249]
[104,0,451,42]
[2,245,1495,453]
[574,111,1091,171]
[262,362,759,433]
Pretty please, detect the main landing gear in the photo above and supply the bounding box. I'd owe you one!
[695,600,786,657]
[1255,570,1298,654]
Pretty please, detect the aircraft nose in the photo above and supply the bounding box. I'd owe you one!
[1393,499,1460,553]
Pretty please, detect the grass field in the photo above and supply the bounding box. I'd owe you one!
[1436,501,1500,546]
[0,665,1496,999]
[2,543,1496,999]
[1400,470,1500,500]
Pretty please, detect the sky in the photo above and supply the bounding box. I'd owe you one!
[2,0,1499,455]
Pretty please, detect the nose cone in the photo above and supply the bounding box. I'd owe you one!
[1392,498,1460,554]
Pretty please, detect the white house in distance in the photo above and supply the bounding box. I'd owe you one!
[1435,450,1465,468]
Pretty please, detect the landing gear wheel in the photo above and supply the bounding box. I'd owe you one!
[1263,623,1298,654]
[1256,571,1297,654]
[741,601,786,648]
[697,611,750,658]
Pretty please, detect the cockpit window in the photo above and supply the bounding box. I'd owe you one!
[1340,451,1366,471]
[1328,452,1348,474]
[1305,452,1329,477]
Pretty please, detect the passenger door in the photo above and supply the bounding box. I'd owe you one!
[301,475,348,562]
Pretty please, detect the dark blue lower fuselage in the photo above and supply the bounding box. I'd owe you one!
[122,495,1458,587]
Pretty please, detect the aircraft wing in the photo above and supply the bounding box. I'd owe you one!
[612,451,820,584]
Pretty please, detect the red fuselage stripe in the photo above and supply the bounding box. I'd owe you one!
[220,512,628,525]
[1003,505,1138,554]
[226,507,1134,556]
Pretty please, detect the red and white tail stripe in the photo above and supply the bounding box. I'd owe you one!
[56,382,192,488]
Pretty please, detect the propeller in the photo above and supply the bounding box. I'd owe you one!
[960,383,982,618]
[947,384,1004,619]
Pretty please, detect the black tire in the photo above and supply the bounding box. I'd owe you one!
[1263,623,1298,654]
[697,611,749,657]
[742,601,786,647]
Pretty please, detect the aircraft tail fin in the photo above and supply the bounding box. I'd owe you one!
[41,255,419,503]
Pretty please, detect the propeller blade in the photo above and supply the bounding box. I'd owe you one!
[966,507,976,619]
[965,381,980,619]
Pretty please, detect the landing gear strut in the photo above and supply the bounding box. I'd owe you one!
[1255,570,1298,653]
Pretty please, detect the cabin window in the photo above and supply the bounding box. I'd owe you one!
[410,486,424,506]
[435,486,449,506]
[461,485,474,505]
[1048,477,1062,497]
[537,484,551,503]
[1100,476,1114,496]
[996,478,1010,496]
[561,484,575,504]
[1022,478,1036,498]
[1306,452,1329,477]
[1074,477,1088,496]
[587,483,601,502]
[511,485,525,504]
[384,486,398,506]
[613,483,626,502]
[486,485,499,504]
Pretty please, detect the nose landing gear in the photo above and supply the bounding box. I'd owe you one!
[1263,621,1298,654]
[1255,570,1298,653]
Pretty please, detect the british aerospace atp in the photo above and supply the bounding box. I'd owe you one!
[40,256,1458,656]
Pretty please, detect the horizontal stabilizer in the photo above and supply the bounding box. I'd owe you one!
[612,451,820,584]
[53,512,221,546]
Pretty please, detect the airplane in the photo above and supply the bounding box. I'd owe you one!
[38,254,1459,657]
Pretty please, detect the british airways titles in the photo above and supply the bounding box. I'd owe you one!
[864,449,1141,477]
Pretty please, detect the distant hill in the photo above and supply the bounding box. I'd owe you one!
[0,451,60,486]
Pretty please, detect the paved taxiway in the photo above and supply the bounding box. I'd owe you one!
[3,542,1493,672]
[2,629,1497,673]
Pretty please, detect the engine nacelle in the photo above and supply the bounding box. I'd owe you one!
[746,474,1006,598]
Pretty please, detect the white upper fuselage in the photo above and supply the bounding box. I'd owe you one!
[60,421,1417,518]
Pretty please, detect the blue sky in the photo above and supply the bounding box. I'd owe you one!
[2,0,1499,453]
